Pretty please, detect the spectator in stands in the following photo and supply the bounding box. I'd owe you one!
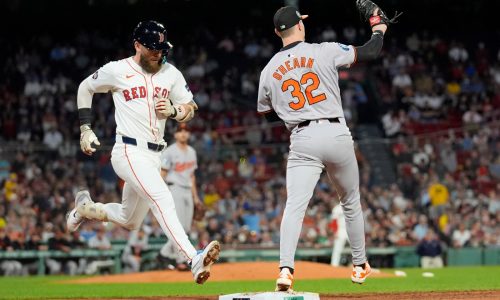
[69,231,88,275]
[1,16,500,274]
[0,228,23,276]
[320,26,337,42]
[382,110,403,137]
[23,233,47,275]
[462,106,482,129]
[448,42,469,62]
[85,225,113,275]
[46,226,77,275]
[122,228,149,273]
[412,215,429,241]
[392,69,412,92]
[416,229,444,268]
[452,223,471,248]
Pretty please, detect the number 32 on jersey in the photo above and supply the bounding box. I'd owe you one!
[282,72,326,110]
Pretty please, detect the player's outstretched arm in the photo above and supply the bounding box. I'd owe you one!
[77,79,100,156]
[354,0,402,62]
[354,29,384,62]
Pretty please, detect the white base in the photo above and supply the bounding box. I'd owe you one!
[219,291,320,300]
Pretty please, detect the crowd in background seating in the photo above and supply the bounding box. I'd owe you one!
[1,24,500,275]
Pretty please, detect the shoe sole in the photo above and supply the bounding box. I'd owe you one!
[351,272,371,284]
[275,283,292,292]
[195,241,220,284]
[275,276,293,292]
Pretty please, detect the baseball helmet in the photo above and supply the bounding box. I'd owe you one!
[133,20,172,62]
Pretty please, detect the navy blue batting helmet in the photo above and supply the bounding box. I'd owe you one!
[133,20,172,62]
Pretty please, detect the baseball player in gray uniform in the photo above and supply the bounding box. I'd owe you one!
[158,123,201,270]
[257,3,392,290]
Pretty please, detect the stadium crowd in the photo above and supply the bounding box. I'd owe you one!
[1,22,500,275]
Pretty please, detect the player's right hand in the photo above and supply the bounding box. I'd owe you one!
[80,124,101,156]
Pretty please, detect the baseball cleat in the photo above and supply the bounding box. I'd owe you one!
[75,190,107,221]
[275,267,294,292]
[351,262,371,284]
[190,240,220,284]
[66,208,84,232]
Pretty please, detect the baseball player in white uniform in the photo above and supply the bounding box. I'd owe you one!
[330,202,349,267]
[257,5,389,290]
[65,20,219,284]
[158,123,201,270]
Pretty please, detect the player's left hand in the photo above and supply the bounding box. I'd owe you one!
[155,98,175,119]
[80,124,100,156]
[156,98,195,122]
[356,0,402,29]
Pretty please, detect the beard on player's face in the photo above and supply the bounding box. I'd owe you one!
[139,52,162,73]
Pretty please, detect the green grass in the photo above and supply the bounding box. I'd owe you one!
[0,266,499,299]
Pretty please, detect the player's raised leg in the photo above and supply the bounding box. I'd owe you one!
[102,182,150,230]
[67,177,150,232]
[113,144,219,284]
[277,155,323,291]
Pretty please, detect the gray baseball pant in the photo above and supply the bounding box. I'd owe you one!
[280,120,367,269]
[160,184,194,263]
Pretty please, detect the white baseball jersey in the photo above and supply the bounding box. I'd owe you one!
[161,143,197,188]
[86,57,193,142]
[257,41,356,129]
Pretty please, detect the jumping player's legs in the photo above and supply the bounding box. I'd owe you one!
[112,144,197,262]
[102,182,150,230]
[280,154,323,270]
[324,137,366,266]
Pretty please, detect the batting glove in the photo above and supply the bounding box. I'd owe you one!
[155,98,176,119]
[80,124,100,155]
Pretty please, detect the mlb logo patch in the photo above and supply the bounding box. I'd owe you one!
[338,43,350,51]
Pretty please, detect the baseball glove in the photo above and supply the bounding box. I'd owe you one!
[193,201,206,222]
[356,0,402,28]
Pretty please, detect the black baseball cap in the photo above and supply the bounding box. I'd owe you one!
[273,6,309,32]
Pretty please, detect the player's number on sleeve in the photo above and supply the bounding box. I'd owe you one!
[282,72,326,110]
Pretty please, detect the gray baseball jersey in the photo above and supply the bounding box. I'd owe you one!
[257,41,355,129]
[160,143,197,188]
[257,40,367,269]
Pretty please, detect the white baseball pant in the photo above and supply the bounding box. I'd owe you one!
[102,143,197,262]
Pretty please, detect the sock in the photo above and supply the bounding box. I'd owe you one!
[280,266,294,275]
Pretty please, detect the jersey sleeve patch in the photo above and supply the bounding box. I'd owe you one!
[338,43,350,51]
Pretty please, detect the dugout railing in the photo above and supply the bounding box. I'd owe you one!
[2,244,500,276]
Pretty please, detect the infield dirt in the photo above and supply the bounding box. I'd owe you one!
[69,261,393,284]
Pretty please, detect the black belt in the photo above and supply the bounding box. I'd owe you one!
[297,118,340,128]
[167,182,191,189]
[121,136,165,152]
